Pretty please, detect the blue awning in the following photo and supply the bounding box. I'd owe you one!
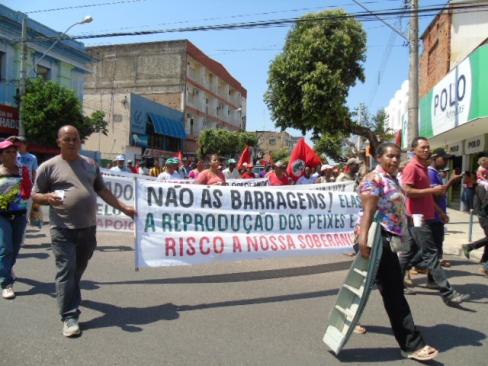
[132,134,148,148]
[148,112,187,139]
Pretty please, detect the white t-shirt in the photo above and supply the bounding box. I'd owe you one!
[157,171,183,181]
[296,175,317,185]
[110,166,129,173]
[137,167,149,175]
[223,168,241,180]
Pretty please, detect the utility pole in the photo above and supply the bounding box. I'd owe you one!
[18,15,28,137]
[407,0,419,141]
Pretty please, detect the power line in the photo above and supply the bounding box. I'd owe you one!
[72,0,406,35]
[26,2,487,42]
[24,0,147,14]
[74,3,488,40]
[22,0,403,14]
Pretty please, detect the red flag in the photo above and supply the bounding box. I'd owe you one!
[287,138,322,180]
[174,151,183,167]
[237,145,251,170]
[394,130,402,146]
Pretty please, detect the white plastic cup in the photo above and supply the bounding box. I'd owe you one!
[412,214,424,227]
[54,190,65,201]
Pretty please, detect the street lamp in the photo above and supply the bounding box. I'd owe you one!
[18,15,94,137]
[32,16,93,75]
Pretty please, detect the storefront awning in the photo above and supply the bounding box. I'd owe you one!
[132,134,148,148]
[148,112,186,139]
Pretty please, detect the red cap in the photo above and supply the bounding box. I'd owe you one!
[0,140,16,150]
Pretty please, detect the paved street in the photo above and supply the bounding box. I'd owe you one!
[1,222,487,366]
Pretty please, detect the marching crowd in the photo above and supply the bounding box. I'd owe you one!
[0,126,486,361]
[106,151,364,187]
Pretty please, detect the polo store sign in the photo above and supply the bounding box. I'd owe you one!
[419,45,488,138]
[464,135,487,155]
[446,141,463,156]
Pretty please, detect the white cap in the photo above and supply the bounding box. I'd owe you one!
[115,154,126,161]
[321,164,333,171]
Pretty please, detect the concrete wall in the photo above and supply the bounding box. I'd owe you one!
[256,131,296,155]
[451,0,488,67]
[83,92,133,159]
[84,41,186,96]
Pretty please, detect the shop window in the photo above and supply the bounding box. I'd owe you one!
[36,65,51,81]
[0,51,5,81]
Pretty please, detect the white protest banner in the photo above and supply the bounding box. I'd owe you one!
[97,175,135,232]
[279,181,356,192]
[135,182,361,268]
[101,168,157,181]
[227,178,268,187]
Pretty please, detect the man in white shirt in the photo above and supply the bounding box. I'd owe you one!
[110,155,129,173]
[157,158,183,181]
[223,159,240,180]
[296,166,317,185]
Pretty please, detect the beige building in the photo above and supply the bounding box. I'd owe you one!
[83,40,247,157]
[255,131,301,158]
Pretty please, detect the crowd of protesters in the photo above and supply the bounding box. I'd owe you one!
[104,152,364,187]
[0,131,487,348]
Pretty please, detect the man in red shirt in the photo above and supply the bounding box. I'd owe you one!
[401,137,469,305]
[240,163,256,179]
[267,161,291,186]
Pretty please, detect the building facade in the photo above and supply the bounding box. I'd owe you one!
[83,92,186,163]
[384,80,409,149]
[0,4,91,154]
[419,0,488,207]
[83,40,247,157]
[254,130,301,160]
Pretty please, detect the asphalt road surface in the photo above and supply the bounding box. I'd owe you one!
[1,226,487,366]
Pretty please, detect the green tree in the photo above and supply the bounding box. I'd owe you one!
[313,133,349,162]
[270,148,289,163]
[197,129,257,158]
[21,78,108,146]
[265,10,386,152]
[314,105,395,161]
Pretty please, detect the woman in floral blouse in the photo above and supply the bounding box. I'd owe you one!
[356,142,438,362]
[0,140,32,300]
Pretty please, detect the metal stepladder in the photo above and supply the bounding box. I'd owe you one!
[323,217,383,355]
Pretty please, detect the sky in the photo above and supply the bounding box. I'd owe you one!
[5,0,447,138]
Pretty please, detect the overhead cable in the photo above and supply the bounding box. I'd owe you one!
[28,2,488,41]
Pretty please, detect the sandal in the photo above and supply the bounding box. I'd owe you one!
[353,325,367,334]
[404,272,413,287]
[401,345,439,361]
[412,267,428,275]
[441,260,452,268]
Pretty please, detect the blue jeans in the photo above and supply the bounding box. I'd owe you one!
[0,214,27,289]
[50,226,97,321]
